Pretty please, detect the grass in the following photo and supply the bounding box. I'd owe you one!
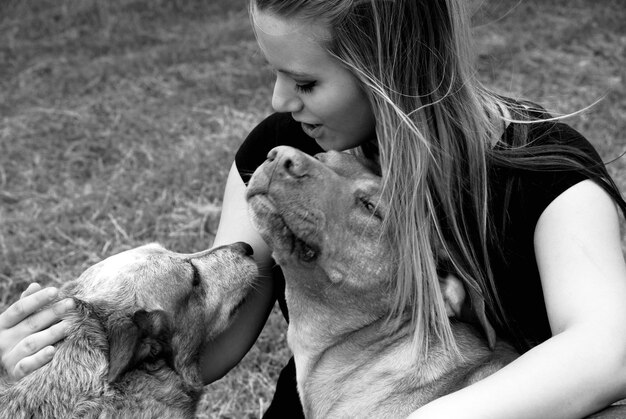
[0,0,624,417]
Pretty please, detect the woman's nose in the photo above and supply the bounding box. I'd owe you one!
[271,75,303,113]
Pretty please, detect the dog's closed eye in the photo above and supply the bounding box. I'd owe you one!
[189,262,201,287]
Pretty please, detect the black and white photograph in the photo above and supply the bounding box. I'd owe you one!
[1,0,625,417]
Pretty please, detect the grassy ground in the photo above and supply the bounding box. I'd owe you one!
[0,0,624,417]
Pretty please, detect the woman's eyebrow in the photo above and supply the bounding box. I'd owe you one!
[278,68,314,79]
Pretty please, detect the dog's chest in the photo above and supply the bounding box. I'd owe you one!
[295,338,428,418]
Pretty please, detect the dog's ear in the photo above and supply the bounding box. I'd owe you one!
[440,273,466,318]
[106,310,173,383]
[440,274,496,350]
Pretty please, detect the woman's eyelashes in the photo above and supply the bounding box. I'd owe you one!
[295,81,316,94]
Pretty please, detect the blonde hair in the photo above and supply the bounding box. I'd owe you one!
[251,0,626,357]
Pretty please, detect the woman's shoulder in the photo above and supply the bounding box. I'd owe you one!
[526,119,600,156]
[490,103,613,233]
[500,100,600,157]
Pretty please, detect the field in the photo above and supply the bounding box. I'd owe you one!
[0,0,624,417]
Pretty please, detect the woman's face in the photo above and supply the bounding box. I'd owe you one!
[252,8,376,151]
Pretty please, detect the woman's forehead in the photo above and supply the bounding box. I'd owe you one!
[252,5,331,41]
[252,8,336,77]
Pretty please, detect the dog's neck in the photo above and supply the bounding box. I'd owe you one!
[283,268,497,418]
[110,365,203,417]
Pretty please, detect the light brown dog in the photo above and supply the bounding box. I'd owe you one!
[0,242,257,419]
[247,146,519,418]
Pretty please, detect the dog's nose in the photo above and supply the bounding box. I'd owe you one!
[232,241,254,256]
[268,146,309,178]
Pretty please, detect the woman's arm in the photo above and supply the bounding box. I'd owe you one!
[0,284,75,381]
[409,179,626,419]
[198,162,277,384]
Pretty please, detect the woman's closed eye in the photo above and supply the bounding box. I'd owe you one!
[295,81,316,94]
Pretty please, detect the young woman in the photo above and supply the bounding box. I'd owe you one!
[2,0,626,417]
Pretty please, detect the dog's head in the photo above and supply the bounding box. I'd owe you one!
[246,146,495,346]
[247,146,392,319]
[62,242,257,384]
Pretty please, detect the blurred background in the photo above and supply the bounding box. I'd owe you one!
[0,0,624,417]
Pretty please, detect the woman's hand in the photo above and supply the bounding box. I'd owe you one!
[0,283,74,381]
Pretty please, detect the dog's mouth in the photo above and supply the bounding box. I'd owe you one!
[248,193,320,263]
[231,292,248,315]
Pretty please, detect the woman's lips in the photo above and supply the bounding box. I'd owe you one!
[301,122,323,138]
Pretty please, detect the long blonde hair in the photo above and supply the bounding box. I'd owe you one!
[251,0,626,357]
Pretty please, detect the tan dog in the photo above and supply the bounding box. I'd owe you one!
[0,242,257,419]
[247,146,518,418]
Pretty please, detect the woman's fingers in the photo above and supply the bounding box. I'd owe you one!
[22,298,75,334]
[0,287,60,329]
[0,285,74,381]
[12,346,55,381]
[20,282,42,299]
[0,298,74,354]
[4,320,70,381]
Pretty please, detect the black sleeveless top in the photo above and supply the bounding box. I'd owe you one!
[235,111,612,417]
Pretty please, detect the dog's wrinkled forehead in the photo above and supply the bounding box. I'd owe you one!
[314,151,380,180]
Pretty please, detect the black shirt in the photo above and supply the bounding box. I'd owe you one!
[235,111,608,417]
